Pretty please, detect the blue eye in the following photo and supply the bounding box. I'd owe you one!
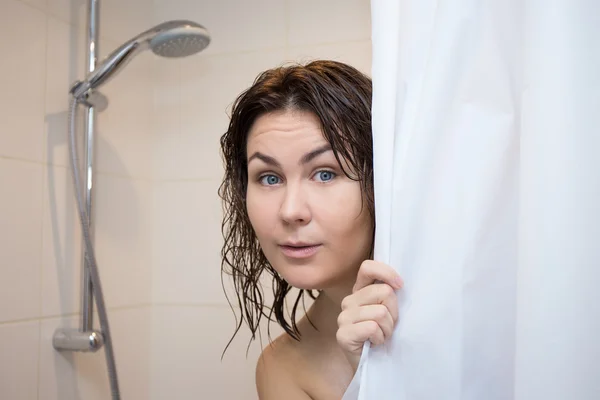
[260,174,281,185]
[314,170,336,182]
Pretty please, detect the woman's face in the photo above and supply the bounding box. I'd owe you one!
[245,110,373,291]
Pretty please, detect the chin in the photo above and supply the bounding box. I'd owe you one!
[275,263,344,291]
[264,247,358,291]
[284,276,327,291]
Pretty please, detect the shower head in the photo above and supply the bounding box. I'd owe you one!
[148,21,210,58]
[71,20,210,99]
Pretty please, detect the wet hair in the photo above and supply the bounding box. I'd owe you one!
[219,60,374,350]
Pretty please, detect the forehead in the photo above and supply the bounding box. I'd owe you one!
[246,110,327,152]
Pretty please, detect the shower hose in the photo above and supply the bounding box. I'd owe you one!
[68,96,121,400]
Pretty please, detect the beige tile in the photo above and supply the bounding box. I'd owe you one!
[106,307,152,400]
[0,320,40,400]
[41,165,83,317]
[286,40,373,76]
[0,158,43,322]
[98,0,155,44]
[44,17,87,168]
[153,0,286,55]
[287,0,371,47]
[95,39,154,180]
[151,56,181,179]
[46,0,86,27]
[48,0,153,44]
[42,169,154,314]
[93,173,153,308]
[151,305,271,400]
[153,57,181,110]
[152,179,225,304]
[0,0,46,162]
[20,0,47,12]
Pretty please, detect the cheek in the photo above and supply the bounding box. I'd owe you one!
[316,183,372,245]
[246,187,276,239]
[319,181,363,219]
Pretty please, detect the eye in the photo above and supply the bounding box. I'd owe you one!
[314,170,336,182]
[259,174,282,186]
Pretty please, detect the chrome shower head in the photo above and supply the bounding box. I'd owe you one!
[71,20,210,99]
[149,22,211,58]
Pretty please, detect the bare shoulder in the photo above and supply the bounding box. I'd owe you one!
[255,335,312,400]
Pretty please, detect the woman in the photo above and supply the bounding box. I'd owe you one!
[219,60,403,399]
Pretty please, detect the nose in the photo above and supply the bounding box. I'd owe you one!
[279,182,311,226]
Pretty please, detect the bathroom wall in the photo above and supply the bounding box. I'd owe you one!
[0,0,371,399]
[0,0,154,398]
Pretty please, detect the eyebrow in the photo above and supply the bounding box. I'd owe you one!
[247,144,332,167]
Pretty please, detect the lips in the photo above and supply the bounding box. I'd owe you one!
[279,243,322,259]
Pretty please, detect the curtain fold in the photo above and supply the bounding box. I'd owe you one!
[343,1,600,399]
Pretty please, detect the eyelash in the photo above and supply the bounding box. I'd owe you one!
[258,169,338,186]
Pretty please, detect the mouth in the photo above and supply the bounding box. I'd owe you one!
[278,243,322,259]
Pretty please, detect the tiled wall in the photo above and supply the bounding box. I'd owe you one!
[1,0,153,398]
[0,0,371,399]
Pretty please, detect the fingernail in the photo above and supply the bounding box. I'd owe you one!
[395,276,404,289]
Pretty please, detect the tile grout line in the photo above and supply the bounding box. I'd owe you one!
[37,11,51,399]
[13,0,45,15]
[0,154,158,181]
[0,303,239,327]
[156,177,217,183]
[286,38,372,51]
[0,155,224,183]
[151,303,237,309]
[284,0,290,58]
[0,301,245,322]
[0,303,154,327]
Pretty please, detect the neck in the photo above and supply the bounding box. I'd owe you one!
[303,279,354,339]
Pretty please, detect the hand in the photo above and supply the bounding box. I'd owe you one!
[336,260,403,371]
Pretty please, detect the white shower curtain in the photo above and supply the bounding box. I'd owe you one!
[344,1,600,399]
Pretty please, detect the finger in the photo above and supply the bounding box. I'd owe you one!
[336,320,384,350]
[342,283,399,323]
[353,260,403,292]
[337,304,394,339]
[365,321,386,346]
